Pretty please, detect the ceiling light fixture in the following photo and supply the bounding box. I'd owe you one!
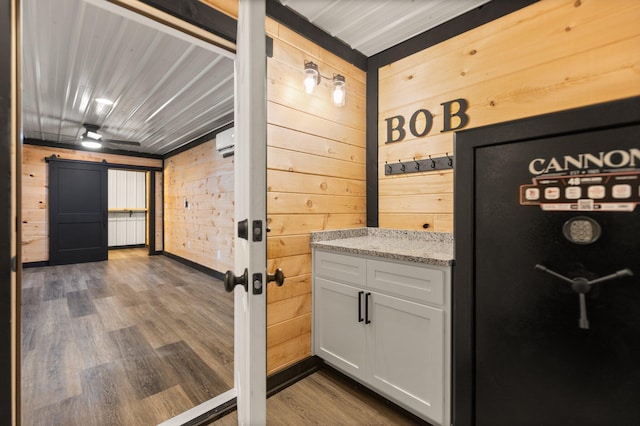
[303,61,346,107]
[95,98,114,106]
[85,130,102,140]
[81,140,102,149]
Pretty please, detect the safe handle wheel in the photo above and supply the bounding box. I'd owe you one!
[535,264,633,329]
[534,264,633,290]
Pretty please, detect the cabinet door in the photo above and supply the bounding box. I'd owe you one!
[367,292,445,425]
[314,278,366,379]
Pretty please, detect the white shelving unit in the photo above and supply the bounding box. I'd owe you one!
[108,169,147,247]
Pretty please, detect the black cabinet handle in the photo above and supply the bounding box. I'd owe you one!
[358,291,364,322]
[365,292,372,324]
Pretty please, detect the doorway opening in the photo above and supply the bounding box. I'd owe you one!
[19,0,238,424]
[108,169,147,251]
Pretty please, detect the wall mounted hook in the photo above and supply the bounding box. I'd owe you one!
[384,154,454,176]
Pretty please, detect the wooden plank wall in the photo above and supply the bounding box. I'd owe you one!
[163,139,234,273]
[201,0,237,19]
[21,144,162,263]
[265,19,366,374]
[378,0,640,231]
[200,0,367,375]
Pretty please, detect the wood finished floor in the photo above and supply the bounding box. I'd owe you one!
[22,249,424,426]
[21,248,234,426]
[212,368,425,426]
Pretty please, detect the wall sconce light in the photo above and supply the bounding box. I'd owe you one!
[303,60,346,107]
[304,61,320,94]
[332,74,345,107]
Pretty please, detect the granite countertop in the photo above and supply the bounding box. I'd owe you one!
[310,228,454,266]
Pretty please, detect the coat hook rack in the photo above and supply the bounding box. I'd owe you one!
[384,154,455,176]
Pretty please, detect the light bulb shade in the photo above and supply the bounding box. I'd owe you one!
[81,140,102,149]
[304,61,319,94]
[332,74,346,107]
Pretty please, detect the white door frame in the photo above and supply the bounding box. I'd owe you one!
[233,0,267,423]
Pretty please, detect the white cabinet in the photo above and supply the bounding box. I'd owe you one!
[313,249,450,426]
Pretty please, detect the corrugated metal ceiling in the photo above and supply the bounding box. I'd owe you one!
[22,0,235,155]
[278,0,491,56]
[22,0,492,156]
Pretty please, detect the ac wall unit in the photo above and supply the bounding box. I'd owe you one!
[216,127,234,157]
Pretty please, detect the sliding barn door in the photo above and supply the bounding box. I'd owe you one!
[48,157,108,265]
